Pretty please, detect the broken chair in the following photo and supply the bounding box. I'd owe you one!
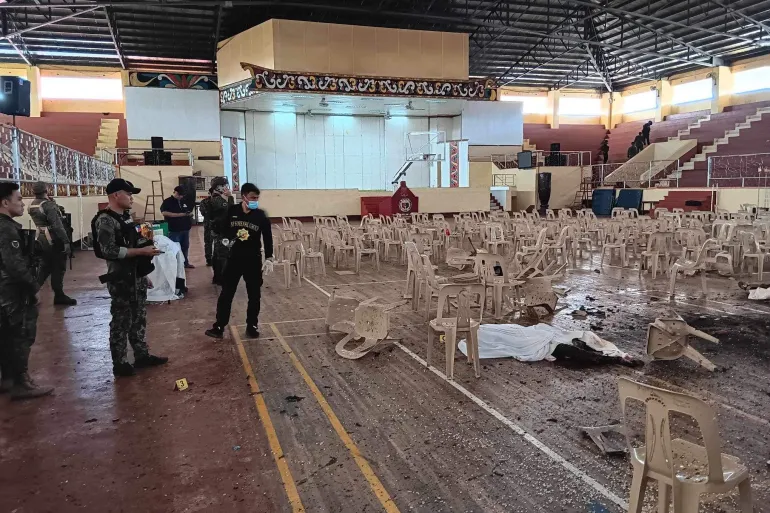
[646,316,719,371]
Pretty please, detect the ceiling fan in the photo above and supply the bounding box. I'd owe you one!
[383,100,426,112]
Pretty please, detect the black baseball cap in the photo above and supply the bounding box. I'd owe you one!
[173,185,186,194]
[106,178,141,195]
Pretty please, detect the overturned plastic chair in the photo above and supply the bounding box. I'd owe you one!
[519,276,559,317]
[647,316,719,371]
[325,290,406,359]
[618,377,754,513]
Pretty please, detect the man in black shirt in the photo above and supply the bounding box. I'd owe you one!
[642,120,653,146]
[205,183,273,340]
[161,186,194,269]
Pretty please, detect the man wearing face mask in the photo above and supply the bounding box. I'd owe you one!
[205,183,273,340]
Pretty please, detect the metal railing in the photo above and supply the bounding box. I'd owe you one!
[99,147,195,167]
[470,149,593,169]
[492,174,516,186]
[0,124,116,196]
[590,160,680,188]
[708,153,770,188]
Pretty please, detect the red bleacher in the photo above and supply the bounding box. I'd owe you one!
[523,123,608,162]
[651,190,715,217]
[605,111,709,163]
[0,112,127,156]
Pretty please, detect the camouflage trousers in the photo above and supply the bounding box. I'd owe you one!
[204,223,213,263]
[38,248,67,297]
[107,278,149,365]
[0,301,38,380]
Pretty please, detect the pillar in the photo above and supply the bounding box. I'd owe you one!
[547,90,560,128]
[711,66,733,114]
[27,66,43,117]
[656,79,672,122]
[601,92,622,129]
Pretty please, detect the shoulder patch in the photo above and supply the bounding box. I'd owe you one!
[11,240,19,249]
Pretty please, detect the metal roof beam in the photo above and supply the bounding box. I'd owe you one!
[707,0,770,37]
[0,5,101,41]
[103,7,125,69]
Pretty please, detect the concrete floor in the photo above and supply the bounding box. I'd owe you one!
[1,226,769,513]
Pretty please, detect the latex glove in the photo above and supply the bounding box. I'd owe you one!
[261,258,275,274]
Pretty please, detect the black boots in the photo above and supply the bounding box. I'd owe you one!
[205,324,224,339]
[9,373,54,400]
[134,355,169,368]
[246,325,259,338]
[54,294,77,306]
[113,362,135,377]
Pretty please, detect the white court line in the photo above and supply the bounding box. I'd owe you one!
[327,279,407,286]
[302,276,628,511]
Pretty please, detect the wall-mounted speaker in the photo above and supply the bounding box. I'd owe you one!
[0,76,31,117]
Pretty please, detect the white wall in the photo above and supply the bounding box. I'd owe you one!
[125,88,220,141]
[462,101,523,145]
[244,112,435,191]
[220,110,246,139]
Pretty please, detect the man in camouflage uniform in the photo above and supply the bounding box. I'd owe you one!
[0,181,54,400]
[199,188,213,267]
[94,178,169,377]
[28,181,76,306]
[209,177,234,286]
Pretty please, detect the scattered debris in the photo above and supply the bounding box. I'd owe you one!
[85,418,97,424]
[580,424,626,455]
[571,309,588,318]
[285,395,305,403]
[232,445,241,451]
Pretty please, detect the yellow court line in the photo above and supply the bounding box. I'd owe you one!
[269,323,401,513]
[232,326,306,513]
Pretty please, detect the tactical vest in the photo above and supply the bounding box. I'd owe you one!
[91,209,155,278]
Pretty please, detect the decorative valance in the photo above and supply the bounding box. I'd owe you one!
[220,63,497,106]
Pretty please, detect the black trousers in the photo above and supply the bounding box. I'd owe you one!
[643,133,650,145]
[215,257,263,328]
[38,248,67,297]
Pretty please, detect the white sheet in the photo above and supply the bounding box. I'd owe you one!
[748,287,770,300]
[458,323,628,361]
[146,235,186,302]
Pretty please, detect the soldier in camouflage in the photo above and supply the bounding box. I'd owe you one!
[0,181,55,400]
[28,181,77,306]
[94,178,169,377]
[199,188,213,266]
[209,177,234,286]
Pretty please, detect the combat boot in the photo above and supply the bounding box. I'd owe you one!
[246,325,259,338]
[0,377,13,393]
[205,324,224,339]
[134,355,169,369]
[54,294,78,306]
[113,362,135,377]
[10,373,54,401]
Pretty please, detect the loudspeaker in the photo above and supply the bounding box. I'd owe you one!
[517,150,533,169]
[0,76,31,117]
[550,142,561,153]
[143,150,172,165]
[545,154,567,166]
[151,137,164,149]
[537,172,552,212]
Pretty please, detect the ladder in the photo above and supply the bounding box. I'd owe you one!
[143,170,165,222]
[572,177,593,209]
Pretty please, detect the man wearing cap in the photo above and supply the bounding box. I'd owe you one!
[209,177,234,286]
[160,185,194,269]
[93,178,168,377]
[28,181,76,306]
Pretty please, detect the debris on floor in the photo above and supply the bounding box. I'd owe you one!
[579,424,627,455]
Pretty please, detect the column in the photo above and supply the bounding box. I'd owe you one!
[711,66,733,114]
[547,90,560,128]
[657,79,672,122]
[28,66,43,117]
[601,91,622,129]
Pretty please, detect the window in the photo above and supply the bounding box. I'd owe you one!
[733,66,770,94]
[622,90,657,113]
[500,94,549,114]
[671,78,712,105]
[41,76,123,100]
[559,96,601,116]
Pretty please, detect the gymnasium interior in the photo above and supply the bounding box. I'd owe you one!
[1,1,770,512]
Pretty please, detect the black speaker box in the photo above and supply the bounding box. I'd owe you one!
[550,142,561,153]
[0,76,31,117]
[517,150,533,169]
[151,137,164,149]
[143,150,172,165]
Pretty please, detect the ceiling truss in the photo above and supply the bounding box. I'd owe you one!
[0,0,767,90]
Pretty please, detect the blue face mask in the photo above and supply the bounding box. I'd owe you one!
[247,200,259,210]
